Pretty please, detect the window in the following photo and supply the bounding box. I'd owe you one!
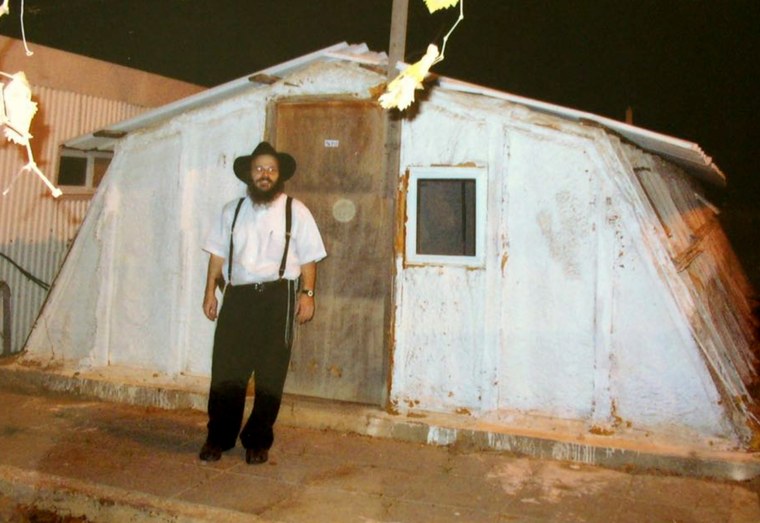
[406,167,487,266]
[56,148,112,194]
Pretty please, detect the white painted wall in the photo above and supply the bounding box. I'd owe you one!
[499,128,598,419]
[591,139,731,437]
[392,92,501,413]
[389,89,735,440]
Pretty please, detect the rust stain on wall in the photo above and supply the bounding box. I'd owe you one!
[396,169,409,262]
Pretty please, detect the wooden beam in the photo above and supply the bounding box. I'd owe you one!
[388,0,409,78]
[381,0,409,406]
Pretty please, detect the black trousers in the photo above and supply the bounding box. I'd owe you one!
[206,279,297,451]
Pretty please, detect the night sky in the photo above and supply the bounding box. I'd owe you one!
[1,0,758,283]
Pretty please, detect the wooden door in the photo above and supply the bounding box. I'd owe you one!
[270,99,390,405]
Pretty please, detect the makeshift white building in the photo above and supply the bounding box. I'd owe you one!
[22,43,758,447]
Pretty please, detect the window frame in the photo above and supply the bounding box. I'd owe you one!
[56,147,113,196]
[405,166,487,267]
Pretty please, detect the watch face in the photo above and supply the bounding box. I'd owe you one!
[303,289,314,297]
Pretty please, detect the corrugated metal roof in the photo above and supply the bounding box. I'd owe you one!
[436,76,725,186]
[64,42,364,152]
[64,42,725,186]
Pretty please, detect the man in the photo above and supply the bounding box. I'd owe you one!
[199,141,326,464]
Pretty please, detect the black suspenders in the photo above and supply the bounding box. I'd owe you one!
[280,196,293,279]
[227,196,293,286]
[228,198,245,285]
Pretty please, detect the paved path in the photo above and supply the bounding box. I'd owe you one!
[0,386,758,522]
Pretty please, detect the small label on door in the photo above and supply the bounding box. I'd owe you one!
[324,139,340,148]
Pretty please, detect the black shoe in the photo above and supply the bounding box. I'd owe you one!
[199,442,222,462]
[245,448,268,465]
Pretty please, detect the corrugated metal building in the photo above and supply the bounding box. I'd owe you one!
[0,36,203,354]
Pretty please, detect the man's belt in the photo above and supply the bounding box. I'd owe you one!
[228,280,287,293]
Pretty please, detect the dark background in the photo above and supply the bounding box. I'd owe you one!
[1,0,758,289]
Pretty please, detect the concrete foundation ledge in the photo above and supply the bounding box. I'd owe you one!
[0,359,209,411]
[0,465,272,523]
[2,361,760,481]
[279,395,760,482]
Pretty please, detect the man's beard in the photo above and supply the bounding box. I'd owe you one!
[247,177,284,204]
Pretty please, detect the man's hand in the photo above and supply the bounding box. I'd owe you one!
[296,294,315,324]
[203,254,224,321]
[203,292,218,321]
[297,262,317,325]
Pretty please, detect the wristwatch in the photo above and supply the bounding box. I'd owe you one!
[301,289,314,297]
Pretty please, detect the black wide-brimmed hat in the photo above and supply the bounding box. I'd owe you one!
[233,141,296,182]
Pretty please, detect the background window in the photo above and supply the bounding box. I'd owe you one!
[57,156,88,186]
[56,149,112,191]
[93,156,111,187]
[406,167,486,267]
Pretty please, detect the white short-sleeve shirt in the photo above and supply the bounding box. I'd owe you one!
[203,193,326,285]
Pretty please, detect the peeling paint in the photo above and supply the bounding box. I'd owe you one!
[500,252,509,273]
[427,426,458,446]
[536,190,587,279]
[395,170,409,263]
[390,120,752,445]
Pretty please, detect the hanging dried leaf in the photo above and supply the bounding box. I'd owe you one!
[379,44,440,110]
[1,72,37,145]
[0,69,59,197]
[424,0,459,14]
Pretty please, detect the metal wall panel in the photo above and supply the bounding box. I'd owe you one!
[0,85,145,353]
[623,142,757,430]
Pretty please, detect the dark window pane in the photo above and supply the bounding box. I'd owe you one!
[417,179,476,256]
[58,156,87,186]
[92,157,111,187]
